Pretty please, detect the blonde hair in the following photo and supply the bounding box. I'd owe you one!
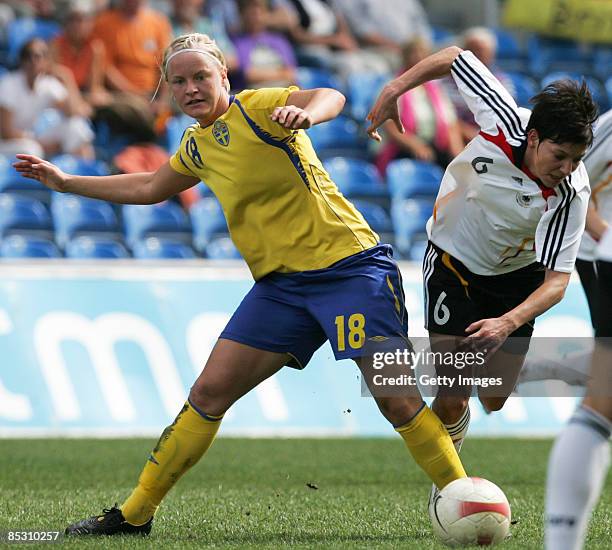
[159,33,229,92]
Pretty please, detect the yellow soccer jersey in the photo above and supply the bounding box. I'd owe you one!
[169,86,379,280]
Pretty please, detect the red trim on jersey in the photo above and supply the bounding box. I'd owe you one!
[479,127,557,201]
[479,128,514,163]
[459,500,511,519]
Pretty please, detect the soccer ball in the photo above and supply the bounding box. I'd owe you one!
[429,477,511,547]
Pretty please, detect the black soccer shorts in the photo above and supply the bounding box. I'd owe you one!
[422,241,545,354]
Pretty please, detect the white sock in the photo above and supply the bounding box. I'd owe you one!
[444,406,471,453]
[545,405,611,550]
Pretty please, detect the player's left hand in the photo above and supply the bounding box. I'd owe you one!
[366,81,404,142]
[458,317,514,359]
[270,105,313,130]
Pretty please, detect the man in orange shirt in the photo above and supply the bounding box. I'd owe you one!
[93,0,172,97]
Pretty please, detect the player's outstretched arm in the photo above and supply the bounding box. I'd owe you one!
[366,45,463,141]
[13,155,199,204]
[270,88,346,130]
[461,270,570,357]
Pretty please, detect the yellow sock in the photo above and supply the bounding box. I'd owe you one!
[121,400,223,525]
[396,403,467,489]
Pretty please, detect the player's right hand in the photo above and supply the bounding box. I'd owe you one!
[12,154,69,192]
[366,82,404,142]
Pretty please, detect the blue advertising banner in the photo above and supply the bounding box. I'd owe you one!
[0,261,589,437]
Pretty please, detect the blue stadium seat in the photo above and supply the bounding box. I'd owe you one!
[306,116,367,159]
[541,73,608,110]
[431,26,453,47]
[606,76,612,110]
[65,236,130,259]
[408,237,429,262]
[132,237,197,259]
[351,199,392,234]
[297,66,343,91]
[0,193,52,238]
[51,194,120,248]
[391,198,434,256]
[190,197,228,253]
[92,120,132,163]
[506,72,537,108]
[6,18,61,66]
[346,72,391,121]
[195,182,213,198]
[386,159,443,199]
[50,154,110,177]
[528,36,593,77]
[123,201,192,248]
[593,47,612,81]
[0,235,60,258]
[0,155,51,203]
[494,28,522,59]
[204,236,241,259]
[165,113,197,152]
[323,157,387,198]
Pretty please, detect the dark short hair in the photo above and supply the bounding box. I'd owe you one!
[18,37,49,66]
[526,79,598,147]
[237,0,266,11]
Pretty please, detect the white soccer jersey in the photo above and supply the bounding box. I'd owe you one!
[577,109,612,261]
[427,50,590,275]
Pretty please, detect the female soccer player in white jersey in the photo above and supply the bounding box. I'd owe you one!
[544,111,612,550]
[14,33,467,536]
[367,46,598,467]
[519,109,612,386]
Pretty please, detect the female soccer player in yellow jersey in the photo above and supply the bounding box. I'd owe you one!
[14,33,466,536]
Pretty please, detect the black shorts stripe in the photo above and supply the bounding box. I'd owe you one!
[452,55,524,142]
[422,243,437,328]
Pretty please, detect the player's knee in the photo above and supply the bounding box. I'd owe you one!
[480,396,507,413]
[189,381,232,416]
[434,396,469,423]
[582,396,612,422]
[376,397,423,426]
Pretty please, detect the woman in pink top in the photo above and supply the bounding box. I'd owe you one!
[376,37,464,174]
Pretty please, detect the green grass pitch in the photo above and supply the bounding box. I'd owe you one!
[0,438,610,548]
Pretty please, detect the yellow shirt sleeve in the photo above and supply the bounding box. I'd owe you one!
[236,86,299,140]
[169,126,198,177]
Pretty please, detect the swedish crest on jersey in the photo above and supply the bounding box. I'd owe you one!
[212,120,230,146]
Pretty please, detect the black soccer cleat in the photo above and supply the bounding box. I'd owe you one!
[65,505,153,536]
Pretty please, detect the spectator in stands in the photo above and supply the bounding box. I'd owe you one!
[170,0,238,72]
[51,1,111,108]
[285,0,356,65]
[283,0,383,80]
[208,0,297,36]
[334,0,432,72]
[92,0,172,99]
[376,37,463,174]
[233,0,297,89]
[0,38,94,159]
[445,27,517,141]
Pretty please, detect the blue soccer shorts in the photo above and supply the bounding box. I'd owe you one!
[220,244,410,368]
